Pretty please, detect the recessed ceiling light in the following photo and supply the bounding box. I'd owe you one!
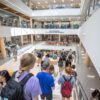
[54,0,56,3]
[36,6,38,8]
[71,0,73,1]
[87,75,95,78]
[37,2,40,5]
[45,1,48,4]
[70,4,73,7]
[62,0,64,3]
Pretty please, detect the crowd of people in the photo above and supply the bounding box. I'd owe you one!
[6,43,19,61]
[0,49,99,100]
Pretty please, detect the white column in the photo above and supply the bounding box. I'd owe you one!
[20,35,24,46]
[31,34,33,44]
[19,17,22,27]
[30,18,33,28]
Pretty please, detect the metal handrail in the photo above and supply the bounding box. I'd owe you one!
[75,79,88,100]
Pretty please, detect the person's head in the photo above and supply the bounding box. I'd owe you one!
[46,54,49,58]
[71,65,76,69]
[0,70,11,83]
[65,67,72,75]
[92,89,100,98]
[69,49,72,51]
[59,57,63,61]
[20,53,36,71]
[65,60,71,67]
[41,62,50,71]
[49,65,54,75]
[68,55,72,60]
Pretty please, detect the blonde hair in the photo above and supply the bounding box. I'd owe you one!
[20,53,36,71]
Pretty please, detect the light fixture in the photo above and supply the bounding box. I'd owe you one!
[36,6,38,8]
[87,75,95,78]
[62,0,64,3]
[37,2,40,5]
[45,1,48,4]
[71,0,73,1]
[70,3,73,7]
[54,0,56,3]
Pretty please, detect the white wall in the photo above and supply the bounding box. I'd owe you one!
[0,27,11,37]
[0,26,79,37]
[79,8,100,76]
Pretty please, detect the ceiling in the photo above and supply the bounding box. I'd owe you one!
[0,2,30,20]
[0,0,82,21]
[22,0,81,10]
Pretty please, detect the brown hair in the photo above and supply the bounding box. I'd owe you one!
[49,65,54,74]
[65,67,72,75]
[20,53,36,71]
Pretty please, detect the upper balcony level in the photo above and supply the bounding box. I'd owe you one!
[0,26,79,37]
[0,15,80,29]
[0,0,81,18]
[22,0,81,10]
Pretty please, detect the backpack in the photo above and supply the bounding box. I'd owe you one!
[62,53,66,61]
[61,75,72,98]
[0,72,33,100]
[37,52,42,58]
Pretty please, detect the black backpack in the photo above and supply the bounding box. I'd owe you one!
[91,89,100,98]
[0,73,33,100]
[37,52,42,58]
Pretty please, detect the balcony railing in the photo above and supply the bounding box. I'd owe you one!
[74,80,89,100]
[0,24,80,29]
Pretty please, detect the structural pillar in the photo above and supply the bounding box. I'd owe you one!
[31,34,33,44]
[0,37,7,58]
[19,17,22,27]
[30,18,33,28]
[28,0,32,8]
[21,35,24,46]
